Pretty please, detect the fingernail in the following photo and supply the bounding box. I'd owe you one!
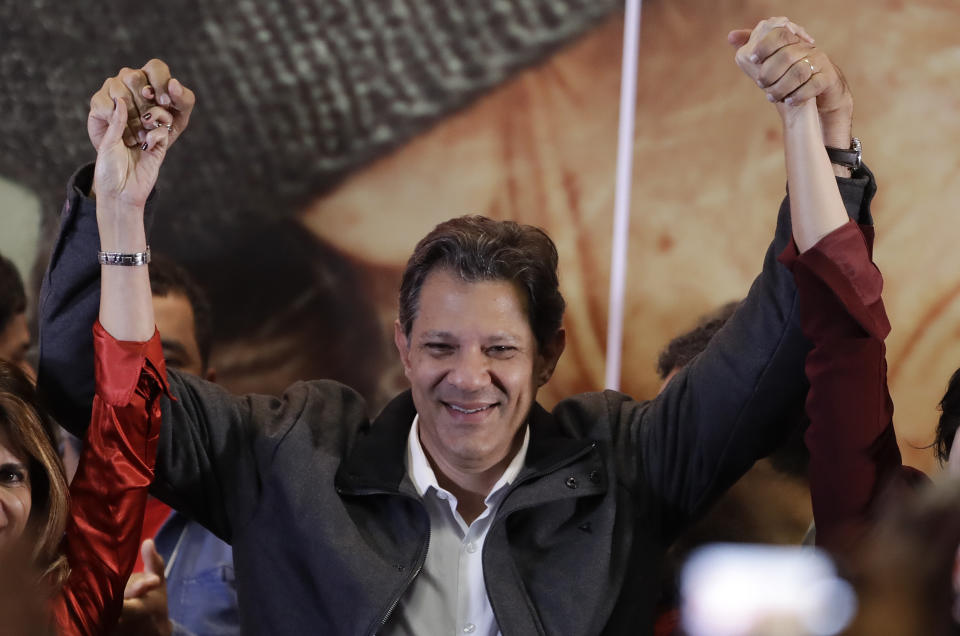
[169,78,181,95]
[141,142,149,151]
[785,97,795,106]
[766,93,775,102]
[756,79,764,88]
[159,94,171,106]
[143,112,152,121]
[750,54,759,63]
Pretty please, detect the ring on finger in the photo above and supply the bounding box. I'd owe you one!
[802,57,817,74]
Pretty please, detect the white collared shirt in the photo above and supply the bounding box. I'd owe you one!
[381,415,530,636]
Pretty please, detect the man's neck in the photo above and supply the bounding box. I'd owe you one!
[427,450,515,526]
[420,430,527,526]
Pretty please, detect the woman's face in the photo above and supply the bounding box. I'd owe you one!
[0,428,31,550]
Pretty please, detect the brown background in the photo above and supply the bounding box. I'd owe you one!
[2,0,957,474]
[297,0,960,474]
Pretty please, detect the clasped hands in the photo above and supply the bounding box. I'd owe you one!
[86,18,853,206]
[729,17,854,151]
[89,59,195,209]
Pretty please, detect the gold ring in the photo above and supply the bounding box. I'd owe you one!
[802,57,817,74]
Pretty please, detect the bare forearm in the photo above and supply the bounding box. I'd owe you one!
[782,101,849,253]
[97,200,155,342]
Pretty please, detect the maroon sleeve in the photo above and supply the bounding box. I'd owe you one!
[53,323,169,636]
[778,222,927,553]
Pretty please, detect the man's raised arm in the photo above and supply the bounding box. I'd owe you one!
[617,18,875,533]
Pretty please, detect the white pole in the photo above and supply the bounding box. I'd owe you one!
[604,0,643,391]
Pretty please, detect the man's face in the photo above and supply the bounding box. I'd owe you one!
[153,292,209,378]
[0,313,31,378]
[395,268,562,477]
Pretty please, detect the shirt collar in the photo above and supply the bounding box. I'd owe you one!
[406,414,530,503]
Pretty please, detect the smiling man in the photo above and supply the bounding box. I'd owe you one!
[39,25,877,634]
[394,218,565,530]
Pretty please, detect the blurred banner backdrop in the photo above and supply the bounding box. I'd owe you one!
[1,0,958,473]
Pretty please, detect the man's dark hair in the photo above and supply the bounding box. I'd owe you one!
[0,254,26,333]
[656,299,809,479]
[399,216,565,350]
[934,367,960,465]
[149,254,214,370]
[656,301,740,380]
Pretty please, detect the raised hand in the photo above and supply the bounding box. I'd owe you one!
[729,18,849,252]
[91,67,192,342]
[87,60,195,155]
[728,18,853,150]
[92,95,171,209]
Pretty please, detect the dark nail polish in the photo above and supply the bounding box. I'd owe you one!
[143,112,152,121]
[141,142,148,151]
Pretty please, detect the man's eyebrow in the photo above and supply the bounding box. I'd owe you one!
[420,331,455,340]
[486,334,521,344]
[418,331,522,343]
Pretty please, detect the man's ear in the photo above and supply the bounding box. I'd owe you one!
[394,319,413,375]
[536,328,566,387]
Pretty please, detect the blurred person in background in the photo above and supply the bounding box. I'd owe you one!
[0,254,33,378]
[933,371,960,475]
[845,477,960,635]
[0,251,84,483]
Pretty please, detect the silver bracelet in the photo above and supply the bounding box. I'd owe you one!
[98,246,151,266]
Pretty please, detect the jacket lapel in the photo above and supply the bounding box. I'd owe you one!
[334,390,416,495]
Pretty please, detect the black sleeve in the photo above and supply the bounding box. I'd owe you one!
[37,163,158,437]
[617,166,877,535]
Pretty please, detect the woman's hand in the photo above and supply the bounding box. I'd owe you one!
[729,18,852,131]
[729,19,849,252]
[93,95,172,210]
[87,60,195,202]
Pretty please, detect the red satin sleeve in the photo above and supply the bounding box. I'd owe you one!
[52,322,170,636]
[778,221,927,554]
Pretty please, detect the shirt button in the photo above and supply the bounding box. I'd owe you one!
[466,542,477,553]
[463,624,476,634]
[565,476,578,489]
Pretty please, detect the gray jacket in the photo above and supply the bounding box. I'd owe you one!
[37,164,877,635]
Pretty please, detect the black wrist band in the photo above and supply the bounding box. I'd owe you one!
[825,137,861,171]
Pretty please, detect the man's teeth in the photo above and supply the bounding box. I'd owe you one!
[449,404,489,414]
